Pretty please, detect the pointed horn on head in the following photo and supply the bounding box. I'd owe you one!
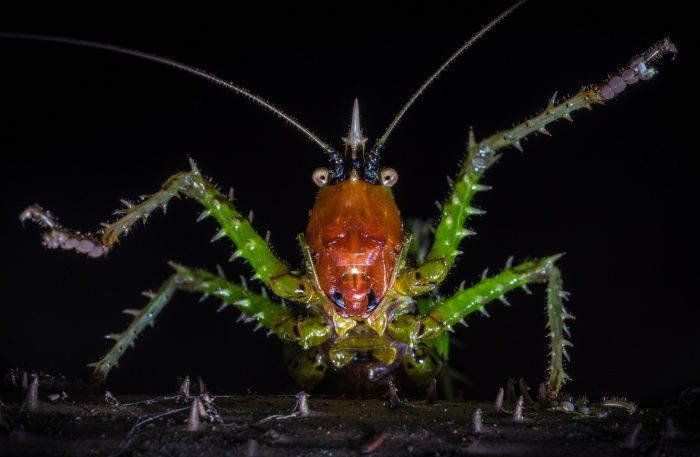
[343,98,368,158]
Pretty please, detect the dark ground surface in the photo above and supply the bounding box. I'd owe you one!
[1,382,699,457]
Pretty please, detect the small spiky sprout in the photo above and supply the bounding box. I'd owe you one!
[472,408,483,434]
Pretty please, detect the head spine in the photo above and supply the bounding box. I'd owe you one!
[338,99,379,184]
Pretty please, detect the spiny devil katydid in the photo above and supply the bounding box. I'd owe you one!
[3,3,678,397]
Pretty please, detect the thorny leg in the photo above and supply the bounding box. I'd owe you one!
[20,159,321,303]
[396,39,677,296]
[390,256,573,396]
[89,263,330,382]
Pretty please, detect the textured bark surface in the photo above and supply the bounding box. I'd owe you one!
[1,392,699,457]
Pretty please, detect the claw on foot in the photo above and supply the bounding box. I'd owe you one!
[20,205,106,258]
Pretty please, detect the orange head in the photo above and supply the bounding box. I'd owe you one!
[306,179,403,318]
[306,100,403,318]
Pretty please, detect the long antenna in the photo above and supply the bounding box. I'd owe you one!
[1,32,345,174]
[369,1,527,158]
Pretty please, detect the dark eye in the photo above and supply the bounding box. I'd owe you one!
[367,289,380,312]
[331,290,346,309]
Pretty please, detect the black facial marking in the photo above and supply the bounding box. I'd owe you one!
[367,289,380,313]
[331,290,346,310]
[364,145,382,184]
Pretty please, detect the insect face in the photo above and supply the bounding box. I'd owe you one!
[307,100,403,318]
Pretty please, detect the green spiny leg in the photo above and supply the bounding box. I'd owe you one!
[20,159,321,303]
[395,39,677,296]
[390,256,573,397]
[89,262,330,382]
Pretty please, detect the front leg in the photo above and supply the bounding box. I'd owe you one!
[390,255,572,396]
[91,262,330,382]
[20,159,320,303]
[395,39,677,296]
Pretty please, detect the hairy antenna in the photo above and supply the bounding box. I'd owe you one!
[364,0,527,182]
[0,32,345,177]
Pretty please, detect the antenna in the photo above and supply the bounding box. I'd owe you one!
[0,32,345,177]
[364,0,527,181]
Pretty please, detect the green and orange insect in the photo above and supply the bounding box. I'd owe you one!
[9,5,677,397]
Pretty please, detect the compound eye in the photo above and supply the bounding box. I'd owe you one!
[312,167,331,187]
[379,167,398,187]
[331,290,346,310]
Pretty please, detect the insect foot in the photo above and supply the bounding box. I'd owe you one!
[19,166,194,259]
[475,39,677,155]
[599,39,678,100]
[19,206,105,258]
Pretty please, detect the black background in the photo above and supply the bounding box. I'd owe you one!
[0,2,695,405]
